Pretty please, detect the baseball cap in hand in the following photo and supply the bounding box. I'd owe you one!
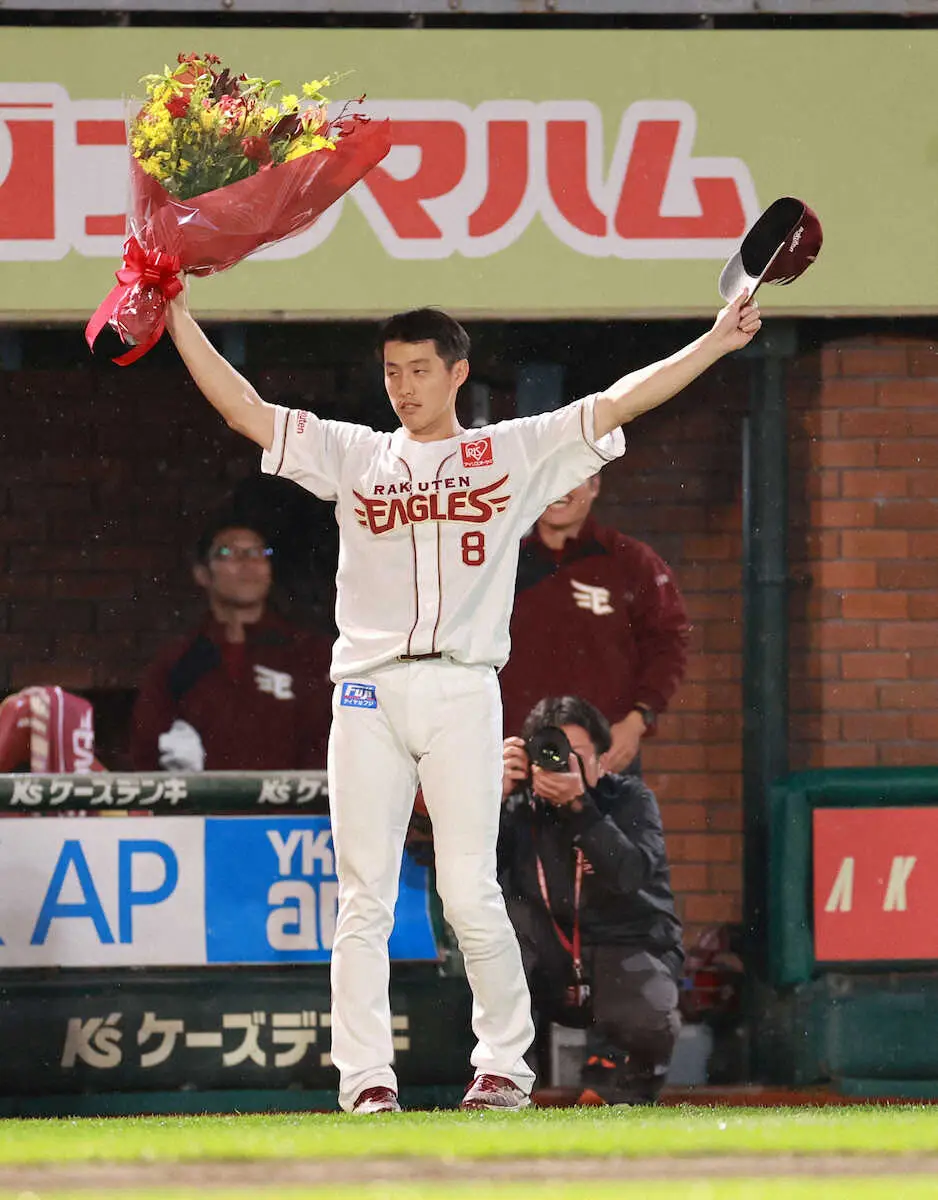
[719,197,822,303]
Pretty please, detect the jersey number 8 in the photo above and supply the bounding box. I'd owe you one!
[460,531,486,566]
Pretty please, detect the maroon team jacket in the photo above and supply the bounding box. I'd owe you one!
[130,612,333,771]
[499,516,689,737]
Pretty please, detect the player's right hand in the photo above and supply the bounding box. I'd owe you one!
[502,736,529,800]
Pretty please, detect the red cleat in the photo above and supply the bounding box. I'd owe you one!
[461,1074,530,1111]
[352,1086,401,1114]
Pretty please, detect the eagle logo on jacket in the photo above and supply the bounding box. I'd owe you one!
[570,579,614,616]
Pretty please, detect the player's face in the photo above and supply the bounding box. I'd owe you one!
[383,340,469,440]
[540,476,599,533]
[560,723,603,789]
[197,527,273,610]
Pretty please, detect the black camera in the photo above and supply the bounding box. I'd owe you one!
[525,725,574,774]
[514,725,587,807]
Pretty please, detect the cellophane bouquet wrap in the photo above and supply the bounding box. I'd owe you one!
[86,53,390,364]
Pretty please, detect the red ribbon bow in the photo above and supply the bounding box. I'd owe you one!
[85,236,183,366]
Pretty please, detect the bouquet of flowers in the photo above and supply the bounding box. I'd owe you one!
[86,53,390,364]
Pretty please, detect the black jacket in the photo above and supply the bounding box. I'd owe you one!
[497,772,683,960]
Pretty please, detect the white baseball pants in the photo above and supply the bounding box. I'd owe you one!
[327,658,535,1111]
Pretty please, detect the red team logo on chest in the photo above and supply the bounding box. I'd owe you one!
[353,475,511,535]
[461,438,493,468]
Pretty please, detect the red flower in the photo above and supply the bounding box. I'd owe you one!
[240,135,272,166]
[166,94,189,119]
[177,51,220,65]
[174,65,201,91]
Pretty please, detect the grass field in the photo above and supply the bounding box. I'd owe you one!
[1,1186,937,1200]
[1,1106,936,1199]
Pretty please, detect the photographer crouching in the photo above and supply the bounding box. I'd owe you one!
[499,695,684,1105]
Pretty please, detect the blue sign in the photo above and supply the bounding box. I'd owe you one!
[31,838,179,946]
[204,817,438,964]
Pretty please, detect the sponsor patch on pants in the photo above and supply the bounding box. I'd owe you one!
[340,682,377,709]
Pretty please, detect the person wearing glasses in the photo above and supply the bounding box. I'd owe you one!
[130,514,333,774]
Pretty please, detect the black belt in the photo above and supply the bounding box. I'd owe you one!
[397,651,444,662]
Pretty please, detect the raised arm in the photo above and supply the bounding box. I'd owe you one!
[164,287,275,451]
[593,292,761,440]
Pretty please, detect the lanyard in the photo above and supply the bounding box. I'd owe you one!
[535,846,585,981]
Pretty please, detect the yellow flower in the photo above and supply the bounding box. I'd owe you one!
[262,106,279,123]
[302,79,329,98]
[281,94,299,111]
[284,134,335,161]
[140,155,167,180]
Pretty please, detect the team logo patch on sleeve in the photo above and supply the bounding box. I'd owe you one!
[340,682,378,709]
[461,437,493,468]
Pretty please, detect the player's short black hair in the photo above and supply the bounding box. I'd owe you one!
[195,512,272,564]
[378,308,471,369]
[521,696,613,757]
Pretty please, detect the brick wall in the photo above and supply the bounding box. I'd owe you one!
[2,367,248,695]
[788,335,938,773]
[3,325,937,947]
[0,354,373,697]
[596,361,748,940]
[598,329,938,944]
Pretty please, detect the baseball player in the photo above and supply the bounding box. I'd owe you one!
[164,288,761,1113]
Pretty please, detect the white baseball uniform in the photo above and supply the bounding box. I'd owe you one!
[262,393,625,1110]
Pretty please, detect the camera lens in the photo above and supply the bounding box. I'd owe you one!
[525,726,573,774]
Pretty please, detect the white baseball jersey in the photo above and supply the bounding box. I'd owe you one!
[261,394,625,680]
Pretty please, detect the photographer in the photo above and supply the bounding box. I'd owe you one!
[499,695,683,1105]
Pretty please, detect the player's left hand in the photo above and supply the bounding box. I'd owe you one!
[709,290,762,354]
[531,754,586,813]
